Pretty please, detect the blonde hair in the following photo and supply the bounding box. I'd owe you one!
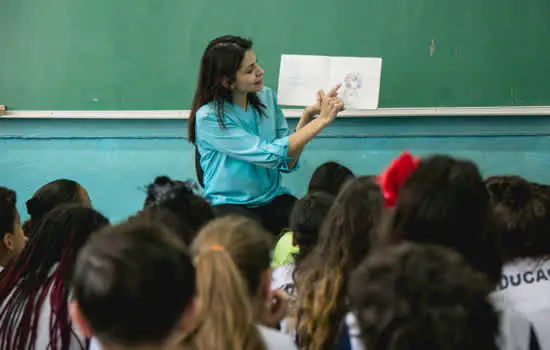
[183,216,273,350]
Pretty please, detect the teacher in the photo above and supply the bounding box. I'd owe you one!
[188,35,344,235]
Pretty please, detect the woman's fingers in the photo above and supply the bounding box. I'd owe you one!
[327,83,342,97]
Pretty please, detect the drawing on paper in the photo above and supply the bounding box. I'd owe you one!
[341,72,363,106]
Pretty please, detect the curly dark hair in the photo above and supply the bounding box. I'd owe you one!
[349,242,499,350]
[296,176,383,350]
[144,176,215,244]
[486,175,550,262]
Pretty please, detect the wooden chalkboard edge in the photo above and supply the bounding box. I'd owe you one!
[3,106,550,119]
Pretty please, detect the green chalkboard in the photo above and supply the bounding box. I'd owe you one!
[1,0,550,110]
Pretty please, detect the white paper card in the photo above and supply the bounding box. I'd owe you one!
[277,54,382,110]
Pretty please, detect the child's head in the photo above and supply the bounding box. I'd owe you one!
[307,161,355,196]
[0,187,26,267]
[144,176,214,244]
[378,155,502,283]
[70,216,197,349]
[137,207,195,247]
[192,216,273,306]
[187,216,272,350]
[0,205,109,350]
[486,175,550,262]
[296,176,383,350]
[189,35,265,143]
[23,179,90,236]
[349,242,498,350]
[289,191,335,265]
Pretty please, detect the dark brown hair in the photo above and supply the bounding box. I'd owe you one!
[290,191,335,267]
[0,187,17,240]
[23,179,86,237]
[486,175,550,262]
[307,162,355,196]
[349,242,498,350]
[376,155,502,283]
[144,176,214,244]
[188,35,265,143]
[72,216,195,346]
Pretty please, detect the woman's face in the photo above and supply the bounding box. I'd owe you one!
[233,50,264,94]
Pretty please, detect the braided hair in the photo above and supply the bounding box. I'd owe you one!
[0,205,109,349]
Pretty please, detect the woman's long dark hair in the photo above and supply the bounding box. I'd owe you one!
[0,205,109,350]
[188,35,265,143]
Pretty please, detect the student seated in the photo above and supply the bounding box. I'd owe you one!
[271,191,335,334]
[376,154,502,283]
[0,205,109,349]
[296,176,383,349]
[271,191,335,296]
[0,187,26,271]
[70,217,197,350]
[183,216,297,350]
[376,153,537,350]
[487,175,550,348]
[272,161,354,268]
[23,179,91,237]
[143,176,215,244]
[348,242,499,350]
[307,161,355,196]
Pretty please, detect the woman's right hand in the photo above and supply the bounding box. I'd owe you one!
[318,95,345,124]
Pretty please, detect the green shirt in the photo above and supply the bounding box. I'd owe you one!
[271,231,300,268]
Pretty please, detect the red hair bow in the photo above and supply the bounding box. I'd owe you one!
[377,151,420,207]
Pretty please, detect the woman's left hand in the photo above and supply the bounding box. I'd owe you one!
[304,90,325,117]
[304,84,342,117]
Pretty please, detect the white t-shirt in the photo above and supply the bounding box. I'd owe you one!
[491,292,535,350]
[271,263,297,336]
[271,263,296,297]
[90,325,296,350]
[259,325,297,350]
[494,258,550,349]
[346,313,364,350]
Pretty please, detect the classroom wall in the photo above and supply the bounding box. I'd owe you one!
[2,116,550,223]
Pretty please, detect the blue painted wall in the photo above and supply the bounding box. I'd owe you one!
[2,116,550,223]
